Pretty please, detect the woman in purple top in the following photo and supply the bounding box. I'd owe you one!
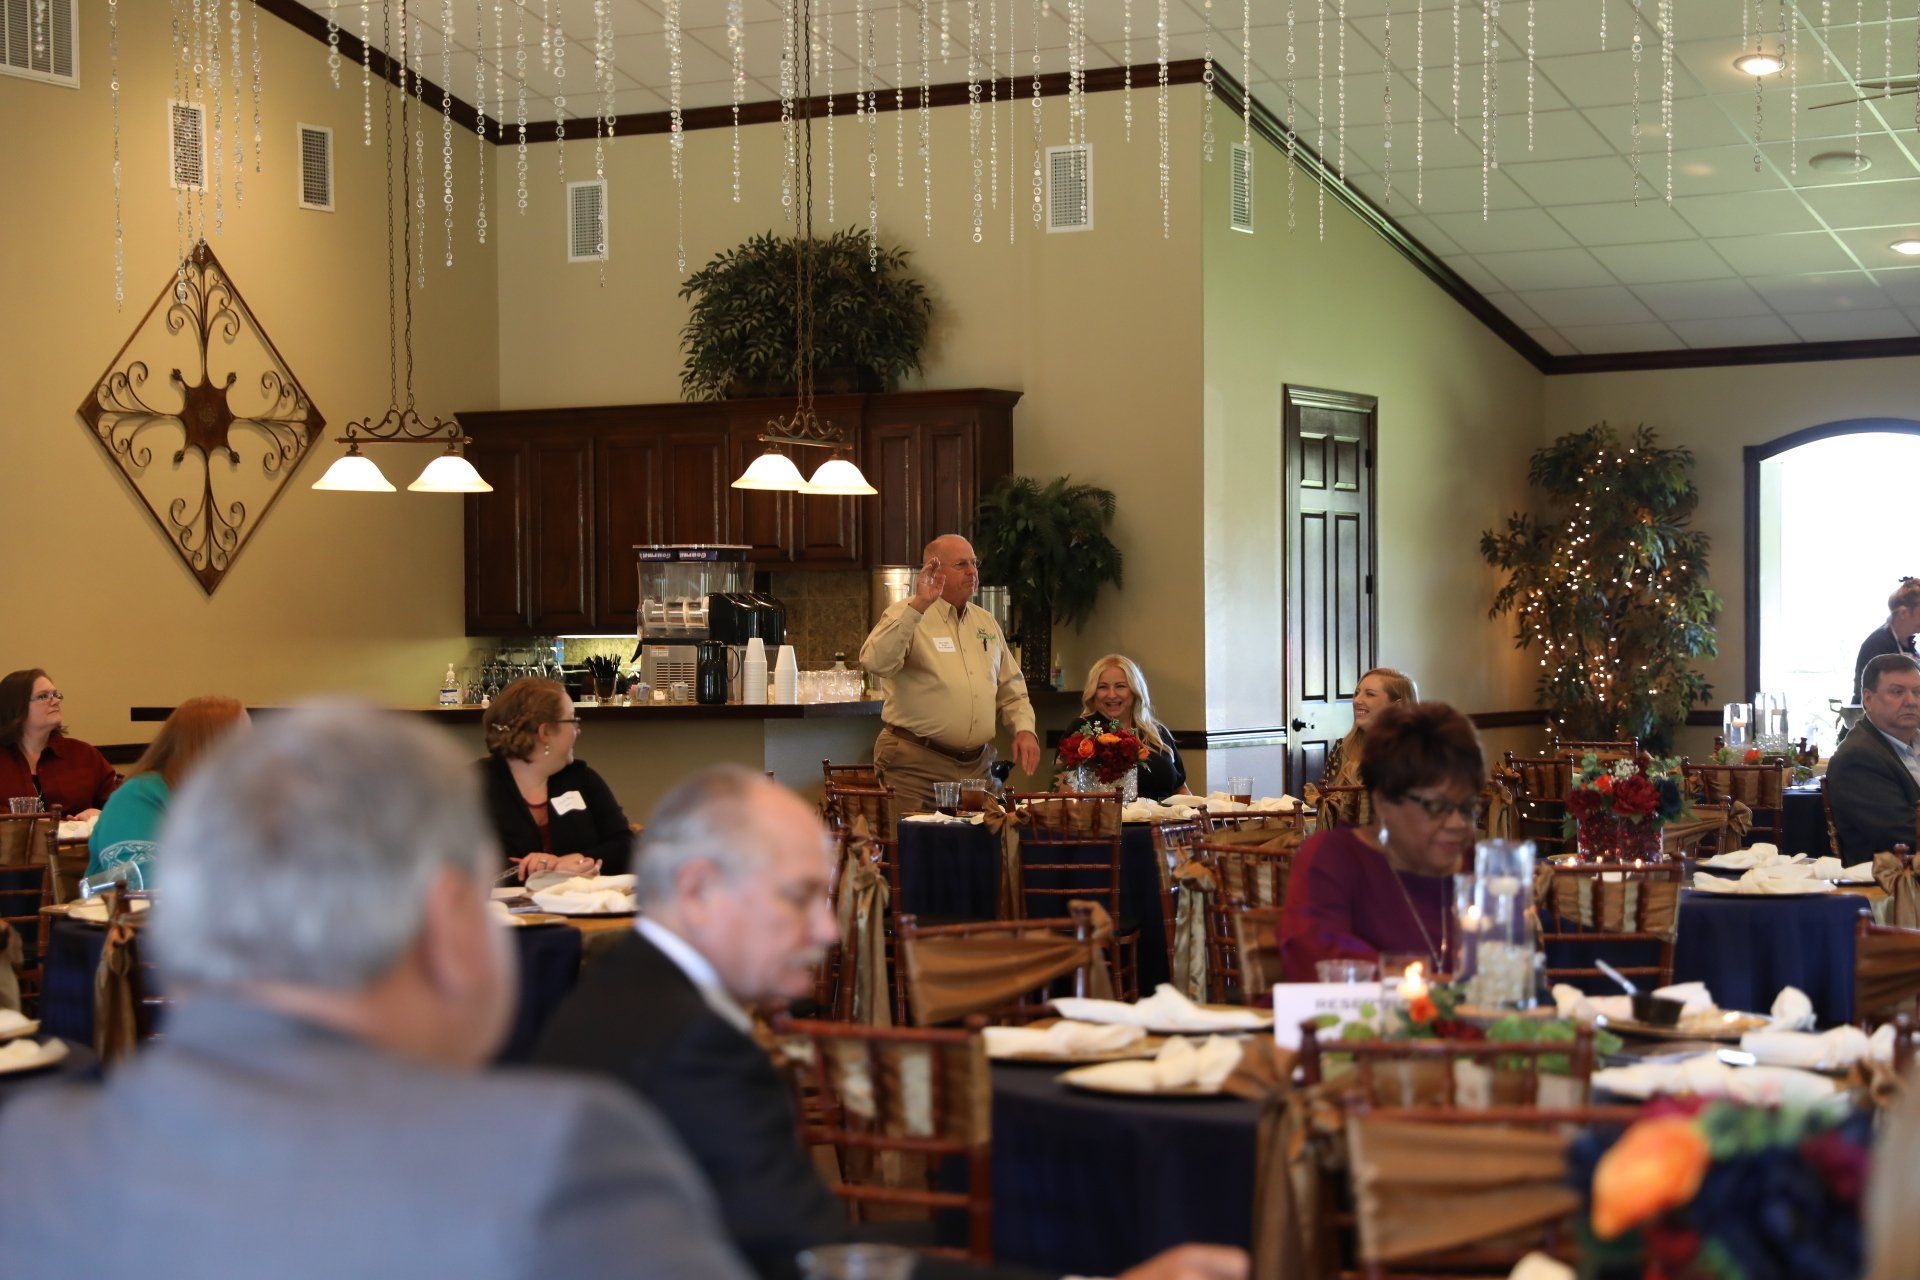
[1278,702,1486,982]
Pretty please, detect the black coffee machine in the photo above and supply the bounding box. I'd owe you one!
[706,592,786,650]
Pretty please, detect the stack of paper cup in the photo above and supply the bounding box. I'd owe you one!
[742,637,768,706]
[773,645,799,705]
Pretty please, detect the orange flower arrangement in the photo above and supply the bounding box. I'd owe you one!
[1057,719,1150,783]
[1405,994,1438,1025]
[1590,1115,1711,1240]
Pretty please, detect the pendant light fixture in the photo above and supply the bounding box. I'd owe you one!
[730,0,876,498]
[313,0,491,497]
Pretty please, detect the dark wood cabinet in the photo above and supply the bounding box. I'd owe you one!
[458,389,1018,635]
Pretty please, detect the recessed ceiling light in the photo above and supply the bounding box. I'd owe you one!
[1892,240,1920,256]
[1808,150,1872,173]
[1734,52,1786,76]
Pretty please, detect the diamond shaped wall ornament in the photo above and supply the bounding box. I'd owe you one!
[78,241,324,595]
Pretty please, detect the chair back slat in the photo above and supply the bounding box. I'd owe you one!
[1192,834,1305,1003]
[1228,906,1284,1001]
[1538,860,1684,989]
[1009,792,1123,917]
[0,811,61,1013]
[1501,755,1574,857]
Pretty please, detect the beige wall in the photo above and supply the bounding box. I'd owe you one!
[1545,357,1920,755]
[495,87,1210,727]
[1199,126,1548,786]
[1,5,497,745]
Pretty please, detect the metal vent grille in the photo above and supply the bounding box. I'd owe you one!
[567,179,608,262]
[1046,144,1092,233]
[297,124,334,211]
[169,101,206,192]
[1,0,76,86]
[1230,143,1255,233]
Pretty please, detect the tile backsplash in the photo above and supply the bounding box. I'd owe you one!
[770,570,871,669]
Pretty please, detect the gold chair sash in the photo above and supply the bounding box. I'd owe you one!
[1548,874,1680,938]
[901,902,1114,1026]
[1875,852,1920,930]
[1344,1112,1579,1265]
[979,800,1022,920]
[1482,781,1519,841]
[1722,799,1754,848]
[836,817,893,1027]
[93,892,142,1065]
[1169,858,1215,1000]
[790,1032,993,1146]
[1856,922,1920,1021]
[1222,1039,1334,1280]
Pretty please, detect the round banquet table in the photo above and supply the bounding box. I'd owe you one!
[0,1039,99,1114]
[896,819,1172,993]
[38,914,584,1062]
[987,1061,1261,1274]
[1671,889,1867,1026]
[1780,785,1831,858]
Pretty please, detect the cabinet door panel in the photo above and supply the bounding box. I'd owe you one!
[595,437,660,632]
[921,424,979,545]
[863,423,919,566]
[729,428,792,563]
[464,440,530,633]
[662,433,732,544]
[529,443,595,630]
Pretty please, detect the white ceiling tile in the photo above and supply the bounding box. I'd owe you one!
[1348,164,1532,214]
[1584,96,1750,151]
[1532,47,1707,110]
[1835,227,1920,269]
[1630,278,1773,320]
[1876,268,1920,307]
[1496,108,1618,160]
[1548,198,1699,245]
[1516,284,1658,325]
[1590,239,1736,283]
[1747,271,1891,312]
[1505,153,1656,202]
[1428,207,1579,252]
[1783,308,1918,341]
[1340,117,1489,170]
[1761,132,1920,185]
[1672,188,1825,236]
[1710,230,1856,274]
[1802,180,1920,230]
[1668,145,1791,195]
[1396,213,1464,255]
[1486,292,1550,329]
[1559,321,1688,352]
[1443,255,1504,293]
[1526,327,1581,357]
[1667,314,1800,346]
[1479,247,1616,290]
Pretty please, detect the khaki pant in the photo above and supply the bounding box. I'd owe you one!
[872,728,995,816]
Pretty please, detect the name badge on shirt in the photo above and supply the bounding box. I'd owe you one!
[550,790,587,815]
[931,636,958,653]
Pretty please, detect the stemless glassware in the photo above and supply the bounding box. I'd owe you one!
[1466,839,1537,1009]
[1722,702,1751,748]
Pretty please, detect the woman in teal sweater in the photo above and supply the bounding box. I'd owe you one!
[89,696,249,888]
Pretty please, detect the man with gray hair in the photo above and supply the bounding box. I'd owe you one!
[538,766,1245,1280]
[0,703,751,1280]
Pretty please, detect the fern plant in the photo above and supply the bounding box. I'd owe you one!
[975,476,1125,684]
[677,229,932,401]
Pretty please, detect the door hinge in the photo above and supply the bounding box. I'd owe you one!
[1364,573,1375,594]
[1365,448,1375,469]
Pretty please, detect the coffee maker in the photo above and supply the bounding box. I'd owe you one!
[707,591,786,701]
[633,545,787,702]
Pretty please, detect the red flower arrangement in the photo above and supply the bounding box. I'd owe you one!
[1056,718,1150,784]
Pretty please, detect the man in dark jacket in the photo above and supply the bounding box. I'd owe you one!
[536,766,1243,1280]
[1828,654,1920,857]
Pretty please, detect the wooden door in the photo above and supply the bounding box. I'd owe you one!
[660,431,732,545]
[920,419,980,544]
[594,436,660,632]
[528,440,596,632]
[464,438,530,633]
[863,421,920,566]
[1283,386,1377,791]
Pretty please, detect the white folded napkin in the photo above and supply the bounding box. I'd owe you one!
[0,1009,32,1036]
[1252,795,1301,812]
[1508,1254,1576,1280]
[900,812,979,825]
[1768,986,1815,1030]
[1692,867,1835,895]
[530,872,637,915]
[57,818,94,841]
[1064,1035,1245,1093]
[1052,983,1272,1031]
[1123,800,1202,822]
[1551,980,1712,1024]
[1808,856,1876,883]
[1592,1052,1839,1104]
[1739,1025,1874,1070]
[982,1020,1147,1058]
[0,1038,58,1071]
[1700,843,1790,870]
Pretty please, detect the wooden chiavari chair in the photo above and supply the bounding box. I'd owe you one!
[1682,760,1789,852]
[1228,906,1284,1002]
[1552,738,1637,764]
[1855,914,1920,1030]
[1538,859,1684,991]
[1300,1022,1603,1108]
[897,908,1105,1026]
[1500,753,1574,857]
[822,759,880,790]
[771,1015,996,1265]
[1150,815,1213,988]
[819,784,908,1021]
[1314,784,1370,831]
[0,808,61,1013]
[1008,792,1140,1000]
[1192,834,1304,1004]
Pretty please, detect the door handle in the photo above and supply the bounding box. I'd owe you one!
[1290,718,1307,732]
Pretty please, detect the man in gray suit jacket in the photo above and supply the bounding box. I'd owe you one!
[1828,655,1920,858]
[0,703,751,1280]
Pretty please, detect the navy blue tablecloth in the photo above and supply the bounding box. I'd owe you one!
[896,821,1171,992]
[988,1062,1261,1274]
[0,1039,99,1114]
[39,916,583,1061]
[1781,787,1830,858]
[1672,890,1866,1026]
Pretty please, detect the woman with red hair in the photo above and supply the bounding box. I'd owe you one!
[88,696,250,888]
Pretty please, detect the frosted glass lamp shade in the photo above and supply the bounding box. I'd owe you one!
[800,457,877,496]
[312,447,396,492]
[408,450,494,493]
[732,448,808,490]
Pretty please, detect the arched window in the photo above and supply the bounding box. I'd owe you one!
[1745,419,1920,750]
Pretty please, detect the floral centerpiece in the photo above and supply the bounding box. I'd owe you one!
[1565,753,1689,862]
[1710,744,1814,786]
[1571,1099,1870,1279]
[1055,717,1148,802]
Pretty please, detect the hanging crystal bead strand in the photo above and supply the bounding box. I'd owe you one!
[361,1,372,146]
[1416,0,1424,203]
[1034,0,1046,229]
[824,0,836,227]
[230,0,244,202]
[1158,0,1170,235]
[109,0,124,308]
[1286,0,1297,228]
[554,5,568,186]
[923,0,934,236]
[969,0,983,243]
[326,0,339,87]
[1663,0,1675,198]
[1527,0,1536,151]
[782,0,796,219]
[1383,0,1393,203]
[1631,0,1645,200]
[667,0,686,271]
[249,0,262,174]
[1243,0,1254,217]
[1124,0,1133,142]
[1203,0,1215,163]
[443,0,458,268]
[862,0,880,268]
[517,4,529,213]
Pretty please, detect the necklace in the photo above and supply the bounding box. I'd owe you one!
[1381,831,1445,972]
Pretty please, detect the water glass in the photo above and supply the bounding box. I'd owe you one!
[1227,776,1254,805]
[7,796,44,815]
[1722,702,1751,748]
[1315,958,1377,983]
[931,781,962,815]
[798,1244,919,1280]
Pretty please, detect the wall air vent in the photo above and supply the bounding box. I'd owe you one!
[2,0,77,87]
[169,100,206,192]
[567,179,609,262]
[1046,144,1093,233]
[297,124,334,211]
[1230,143,1255,233]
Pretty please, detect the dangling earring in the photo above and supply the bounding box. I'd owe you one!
[543,745,551,757]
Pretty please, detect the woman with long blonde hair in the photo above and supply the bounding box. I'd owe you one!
[88,695,251,887]
[1068,654,1190,801]
[1321,668,1418,791]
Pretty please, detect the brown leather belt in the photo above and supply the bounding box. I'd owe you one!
[883,724,988,763]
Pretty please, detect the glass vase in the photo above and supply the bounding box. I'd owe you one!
[1576,811,1664,862]
[1461,838,1538,1010]
[1059,764,1138,802]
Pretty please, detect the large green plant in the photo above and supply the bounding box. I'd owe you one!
[1480,423,1721,749]
[677,228,932,401]
[975,476,1124,684]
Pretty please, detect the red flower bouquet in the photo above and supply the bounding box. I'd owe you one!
[1056,718,1149,784]
[1564,752,1689,861]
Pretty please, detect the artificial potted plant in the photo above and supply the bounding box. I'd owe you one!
[676,228,933,401]
[974,476,1125,687]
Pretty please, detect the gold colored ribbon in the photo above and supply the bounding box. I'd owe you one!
[0,921,21,1014]
[979,799,1023,920]
[901,900,1113,1026]
[1874,852,1920,930]
[92,891,142,1065]
[1170,857,1216,1001]
[837,817,894,1027]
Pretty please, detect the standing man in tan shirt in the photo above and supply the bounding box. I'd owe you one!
[859,534,1041,814]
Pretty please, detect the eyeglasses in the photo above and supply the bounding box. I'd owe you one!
[1400,791,1483,824]
[552,717,582,727]
[28,690,62,704]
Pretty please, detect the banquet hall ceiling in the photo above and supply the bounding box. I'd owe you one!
[300,1,1920,359]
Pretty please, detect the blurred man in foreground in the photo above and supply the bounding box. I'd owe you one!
[0,704,750,1280]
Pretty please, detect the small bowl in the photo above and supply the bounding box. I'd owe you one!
[1630,993,1685,1027]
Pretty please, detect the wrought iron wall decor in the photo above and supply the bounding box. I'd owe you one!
[78,240,324,595]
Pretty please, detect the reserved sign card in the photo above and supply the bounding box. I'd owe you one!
[1269,982,1385,1049]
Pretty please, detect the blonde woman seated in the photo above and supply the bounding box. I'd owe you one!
[1064,655,1189,802]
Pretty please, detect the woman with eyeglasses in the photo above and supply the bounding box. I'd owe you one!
[0,669,119,821]
[1278,702,1486,983]
[480,677,632,880]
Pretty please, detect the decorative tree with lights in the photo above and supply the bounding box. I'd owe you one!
[1480,424,1721,750]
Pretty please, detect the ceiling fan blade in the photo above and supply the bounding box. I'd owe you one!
[1856,76,1920,91]
[1810,87,1919,109]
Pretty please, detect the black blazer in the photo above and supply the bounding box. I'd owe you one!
[479,754,632,874]
[1852,625,1918,703]
[1826,718,1920,857]
[533,932,846,1279]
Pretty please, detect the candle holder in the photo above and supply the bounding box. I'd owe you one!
[1458,839,1538,1010]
